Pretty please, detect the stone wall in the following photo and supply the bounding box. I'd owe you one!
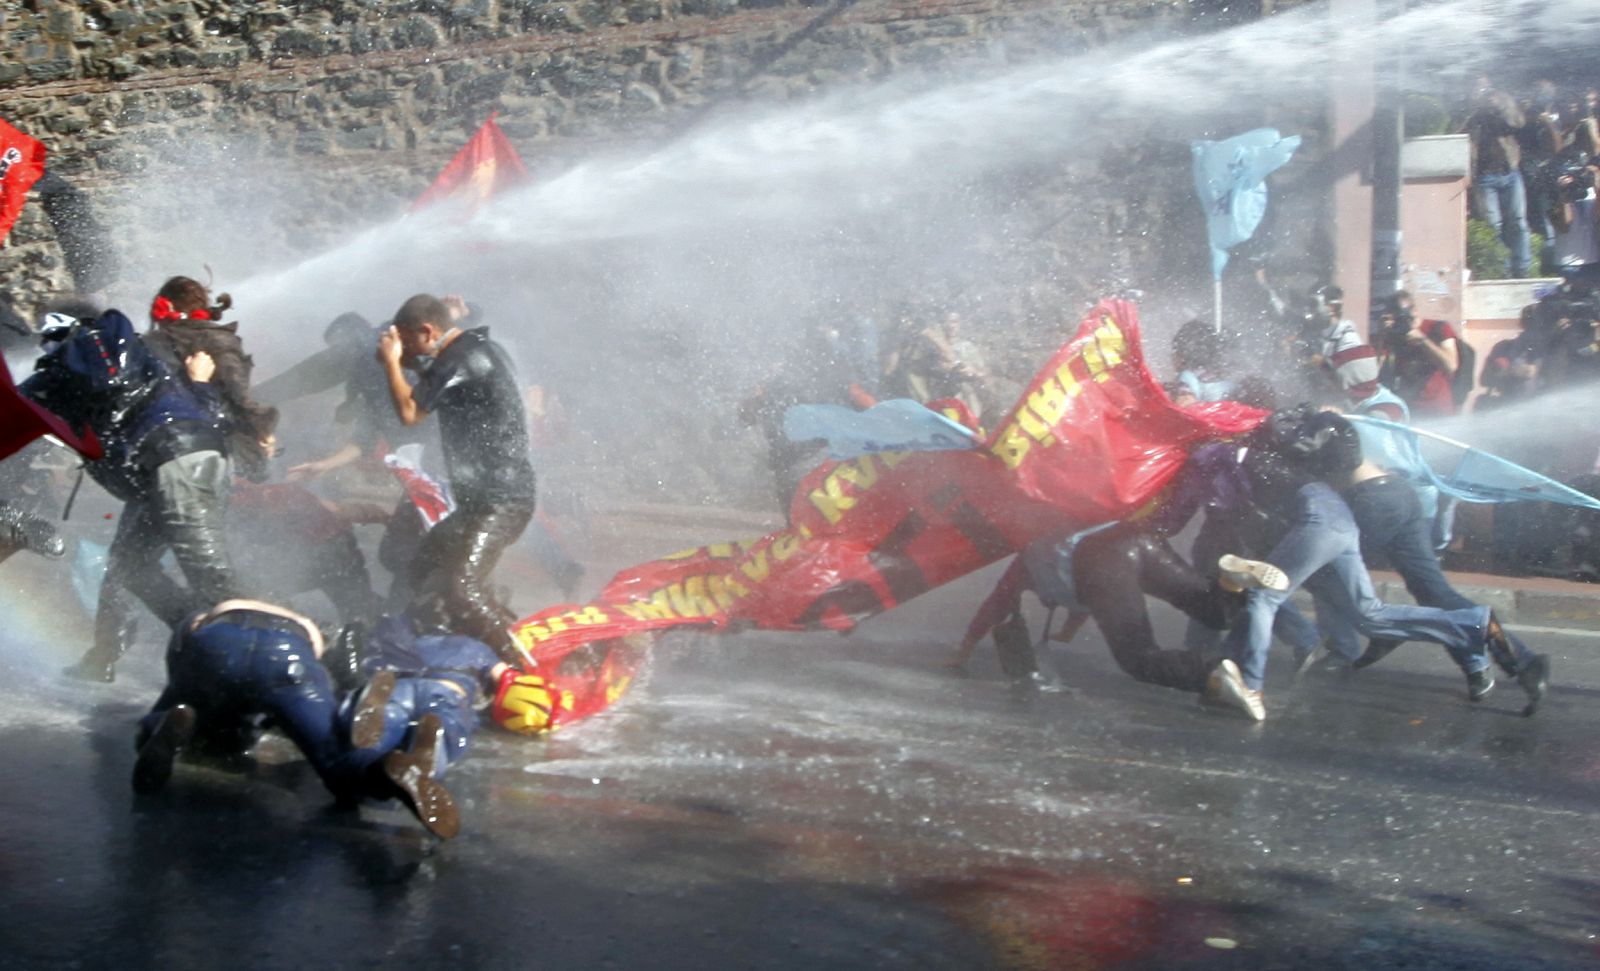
[0,0,1311,305]
[0,0,1321,507]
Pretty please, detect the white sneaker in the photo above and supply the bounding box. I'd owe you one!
[1217,554,1289,593]
[1205,659,1266,722]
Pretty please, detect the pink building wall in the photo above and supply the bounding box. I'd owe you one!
[1330,0,1376,334]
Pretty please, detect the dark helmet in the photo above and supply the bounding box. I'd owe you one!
[1260,405,1361,478]
[1173,318,1223,369]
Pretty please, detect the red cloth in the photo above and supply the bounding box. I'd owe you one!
[962,557,1030,646]
[0,117,46,245]
[0,344,101,462]
[230,483,348,544]
[1410,319,1459,417]
[411,115,528,215]
[504,299,1268,731]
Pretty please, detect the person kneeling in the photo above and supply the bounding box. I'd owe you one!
[131,600,462,839]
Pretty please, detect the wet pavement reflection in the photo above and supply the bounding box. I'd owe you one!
[2,572,1598,970]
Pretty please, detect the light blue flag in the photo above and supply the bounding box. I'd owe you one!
[1347,415,1600,511]
[1191,128,1302,280]
[783,398,981,460]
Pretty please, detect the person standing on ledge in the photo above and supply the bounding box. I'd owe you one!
[376,294,538,667]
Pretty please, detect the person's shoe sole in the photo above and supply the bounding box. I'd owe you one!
[350,670,397,750]
[1217,555,1289,594]
[382,714,460,839]
[1518,654,1551,717]
[132,705,197,794]
[1205,659,1266,722]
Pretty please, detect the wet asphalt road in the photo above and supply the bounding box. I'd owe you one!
[2,555,1599,971]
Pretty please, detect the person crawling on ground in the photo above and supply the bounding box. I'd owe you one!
[947,521,1288,697]
[133,599,463,838]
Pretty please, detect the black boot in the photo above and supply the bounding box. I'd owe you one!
[69,607,143,682]
[64,650,120,683]
[1518,654,1551,717]
[322,622,370,693]
[132,705,197,794]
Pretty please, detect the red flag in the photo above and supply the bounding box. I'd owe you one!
[501,300,1267,733]
[0,344,101,462]
[411,115,527,214]
[0,118,46,245]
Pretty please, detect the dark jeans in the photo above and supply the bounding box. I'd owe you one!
[379,500,426,611]
[409,499,535,665]
[1073,529,1228,692]
[94,451,240,661]
[1340,475,1530,674]
[142,612,360,798]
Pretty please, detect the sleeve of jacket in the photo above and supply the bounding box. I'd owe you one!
[209,335,279,440]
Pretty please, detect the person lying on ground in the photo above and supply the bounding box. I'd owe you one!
[132,599,462,838]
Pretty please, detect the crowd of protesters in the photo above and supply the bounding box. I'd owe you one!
[0,278,572,839]
[1464,76,1600,281]
[0,244,1588,824]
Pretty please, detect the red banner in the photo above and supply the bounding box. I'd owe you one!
[411,115,528,215]
[0,117,46,245]
[0,344,101,462]
[500,300,1264,733]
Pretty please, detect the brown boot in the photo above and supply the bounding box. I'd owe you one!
[349,670,397,750]
[381,714,459,839]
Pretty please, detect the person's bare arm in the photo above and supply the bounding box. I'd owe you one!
[287,442,361,481]
[377,326,427,427]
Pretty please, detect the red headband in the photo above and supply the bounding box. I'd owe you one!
[150,296,213,322]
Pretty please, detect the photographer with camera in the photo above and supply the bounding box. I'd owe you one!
[1546,97,1600,285]
[1373,291,1462,418]
[1463,77,1534,279]
[1288,284,1359,402]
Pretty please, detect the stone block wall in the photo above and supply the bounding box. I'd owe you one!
[0,0,1313,305]
[0,0,1321,507]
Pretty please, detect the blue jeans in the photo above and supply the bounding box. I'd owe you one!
[142,615,363,798]
[1184,511,1321,656]
[1473,170,1533,278]
[1325,476,1532,674]
[339,677,481,774]
[1224,484,1490,690]
[341,620,500,775]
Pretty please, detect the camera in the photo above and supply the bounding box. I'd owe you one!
[1376,306,1414,344]
[1553,152,1596,205]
